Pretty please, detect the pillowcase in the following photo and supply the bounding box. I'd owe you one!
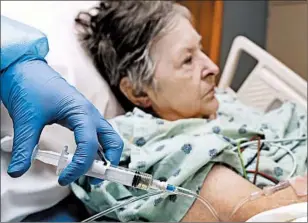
[1,1,124,118]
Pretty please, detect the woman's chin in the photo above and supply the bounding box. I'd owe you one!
[202,96,219,119]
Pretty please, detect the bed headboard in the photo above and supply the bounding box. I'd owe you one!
[218,36,307,112]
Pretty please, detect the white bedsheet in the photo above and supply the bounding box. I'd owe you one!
[246,202,308,222]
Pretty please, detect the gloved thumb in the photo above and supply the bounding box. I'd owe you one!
[8,122,43,178]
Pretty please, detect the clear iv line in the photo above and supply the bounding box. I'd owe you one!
[82,191,165,222]
[82,190,221,222]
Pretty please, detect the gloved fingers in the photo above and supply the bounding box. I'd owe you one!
[88,176,103,185]
[8,122,42,177]
[97,118,124,166]
[88,118,124,186]
[58,119,98,186]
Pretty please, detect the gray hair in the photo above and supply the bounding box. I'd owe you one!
[75,0,191,111]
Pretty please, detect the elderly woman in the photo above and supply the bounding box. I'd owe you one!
[73,1,307,222]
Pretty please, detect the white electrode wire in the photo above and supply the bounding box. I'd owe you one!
[265,143,297,179]
[231,137,307,151]
[231,137,306,179]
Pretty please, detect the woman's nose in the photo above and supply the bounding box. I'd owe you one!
[201,59,220,79]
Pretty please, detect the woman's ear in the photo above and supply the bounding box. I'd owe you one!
[119,77,152,108]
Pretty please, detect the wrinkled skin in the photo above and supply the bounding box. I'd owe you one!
[142,15,220,120]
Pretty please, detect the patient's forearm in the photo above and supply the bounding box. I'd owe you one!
[181,165,307,222]
[231,183,307,222]
[182,165,259,222]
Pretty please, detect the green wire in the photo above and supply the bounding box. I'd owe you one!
[237,140,247,179]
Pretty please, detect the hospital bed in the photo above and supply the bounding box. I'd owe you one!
[22,36,307,222]
[219,36,307,112]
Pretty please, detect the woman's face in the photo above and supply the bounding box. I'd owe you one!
[145,15,220,120]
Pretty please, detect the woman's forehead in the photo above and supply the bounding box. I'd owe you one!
[153,16,201,57]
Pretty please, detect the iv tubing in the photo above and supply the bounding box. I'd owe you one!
[228,180,291,221]
[82,189,221,222]
[82,191,165,222]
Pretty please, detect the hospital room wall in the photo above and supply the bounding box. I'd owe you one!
[266,1,307,80]
[219,1,269,91]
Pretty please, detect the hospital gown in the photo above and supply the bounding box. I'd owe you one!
[71,90,307,222]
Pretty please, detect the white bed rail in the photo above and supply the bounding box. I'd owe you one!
[218,36,307,112]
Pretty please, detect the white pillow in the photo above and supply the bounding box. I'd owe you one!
[1,1,124,119]
[1,4,124,221]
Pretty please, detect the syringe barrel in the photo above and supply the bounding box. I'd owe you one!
[57,147,153,190]
[103,165,153,190]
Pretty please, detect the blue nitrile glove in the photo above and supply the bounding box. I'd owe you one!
[0,57,124,186]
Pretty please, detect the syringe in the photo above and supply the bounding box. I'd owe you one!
[31,146,193,195]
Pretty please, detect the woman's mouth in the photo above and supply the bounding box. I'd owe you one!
[203,87,215,98]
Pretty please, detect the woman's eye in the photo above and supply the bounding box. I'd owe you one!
[183,56,192,65]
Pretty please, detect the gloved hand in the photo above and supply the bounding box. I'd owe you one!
[0,57,124,186]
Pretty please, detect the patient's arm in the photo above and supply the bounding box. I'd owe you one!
[182,165,307,222]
